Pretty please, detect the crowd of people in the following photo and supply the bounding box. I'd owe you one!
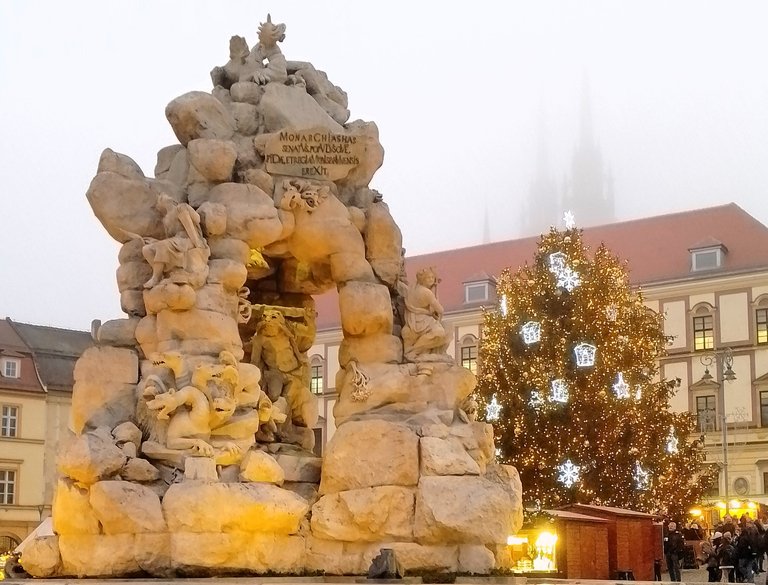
[665,514,768,583]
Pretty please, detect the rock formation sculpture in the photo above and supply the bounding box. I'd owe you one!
[19,15,522,578]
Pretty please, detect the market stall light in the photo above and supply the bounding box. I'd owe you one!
[507,535,528,545]
[748,502,758,510]
[689,508,702,517]
[730,499,742,509]
[716,501,727,509]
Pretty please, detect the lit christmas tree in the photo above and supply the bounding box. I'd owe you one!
[478,218,714,515]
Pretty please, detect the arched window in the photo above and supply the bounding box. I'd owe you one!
[459,335,478,375]
[691,303,715,352]
[0,533,20,554]
[755,295,768,345]
[309,355,324,395]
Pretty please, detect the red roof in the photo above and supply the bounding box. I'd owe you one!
[315,204,768,330]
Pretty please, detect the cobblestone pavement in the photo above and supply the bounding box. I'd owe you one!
[662,567,768,584]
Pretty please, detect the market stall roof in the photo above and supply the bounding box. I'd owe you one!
[563,503,655,518]
[544,508,610,523]
[13,517,53,555]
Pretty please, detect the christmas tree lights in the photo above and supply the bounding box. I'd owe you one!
[477,226,715,514]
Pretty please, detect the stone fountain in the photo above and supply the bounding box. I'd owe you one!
[19,16,523,578]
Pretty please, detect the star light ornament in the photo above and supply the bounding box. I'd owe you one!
[612,372,630,399]
[563,210,576,230]
[500,294,508,317]
[520,321,542,345]
[550,379,569,403]
[666,428,679,454]
[556,267,581,292]
[573,343,597,368]
[634,462,651,490]
[485,394,502,421]
[557,459,581,487]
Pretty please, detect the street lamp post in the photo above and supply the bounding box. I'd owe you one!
[700,348,736,516]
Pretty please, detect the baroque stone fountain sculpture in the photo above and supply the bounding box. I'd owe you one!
[20,16,522,577]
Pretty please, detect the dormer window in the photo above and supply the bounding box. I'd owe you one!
[463,272,496,304]
[1,358,20,379]
[689,240,727,272]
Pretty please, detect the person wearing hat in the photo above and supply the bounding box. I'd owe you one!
[701,532,722,582]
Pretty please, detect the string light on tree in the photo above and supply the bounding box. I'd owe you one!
[557,459,581,487]
[666,428,679,454]
[635,462,651,490]
[573,343,597,367]
[613,372,630,399]
[520,321,542,345]
[529,389,544,409]
[477,222,715,513]
[550,379,569,403]
[548,252,567,275]
[485,394,502,421]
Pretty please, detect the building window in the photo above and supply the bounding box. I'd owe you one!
[761,392,768,427]
[1,358,20,379]
[461,345,478,374]
[465,282,489,303]
[310,364,324,394]
[1,406,18,438]
[696,395,716,433]
[757,308,768,345]
[690,246,725,272]
[693,315,714,351]
[764,472,768,495]
[0,470,15,504]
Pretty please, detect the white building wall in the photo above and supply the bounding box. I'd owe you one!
[664,361,689,413]
[664,300,687,349]
[725,354,753,421]
[719,292,749,344]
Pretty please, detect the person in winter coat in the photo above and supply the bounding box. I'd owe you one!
[701,533,722,583]
[717,532,737,583]
[665,522,686,582]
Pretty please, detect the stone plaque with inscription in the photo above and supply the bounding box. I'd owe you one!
[264,127,366,180]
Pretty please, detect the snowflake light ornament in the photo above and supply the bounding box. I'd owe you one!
[563,210,576,230]
[634,461,650,490]
[529,389,544,409]
[485,394,502,421]
[548,252,567,275]
[634,385,642,400]
[495,448,502,459]
[613,372,630,399]
[500,294,508,317]
[666,428,679,454]
[520,321,542,345]
[550,379,569,403]
[557,267,581,292]
[573,343,597,367]
[606,303,618,321]
[558,459,581,487]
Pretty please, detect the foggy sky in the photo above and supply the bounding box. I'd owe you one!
[1,1,767,331]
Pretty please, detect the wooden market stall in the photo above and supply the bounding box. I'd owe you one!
[563,503,659,581]
[508,509,610,579]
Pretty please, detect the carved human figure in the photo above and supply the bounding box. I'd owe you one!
[241,14,287,85]
[210,35,250,89]
[249,306,317,428]
[141,193,210,289]
[400,267,449,361]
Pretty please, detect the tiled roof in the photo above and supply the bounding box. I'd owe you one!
[315,204,768,330]
[8,320,92,392]
[0,320,44,393]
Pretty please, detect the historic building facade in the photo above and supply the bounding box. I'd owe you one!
[0,319,90,551]
[310,204,768,515]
